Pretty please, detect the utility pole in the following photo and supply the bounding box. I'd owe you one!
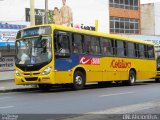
[30,0,35,26]
[45,0,49,24]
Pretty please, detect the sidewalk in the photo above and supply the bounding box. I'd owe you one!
[0,79,35,92]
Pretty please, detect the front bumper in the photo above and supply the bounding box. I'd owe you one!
[15,71,54,85]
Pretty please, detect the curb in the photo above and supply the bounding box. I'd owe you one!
[0,79,14,82]
[0,87,38,93]
[0,79,38,93]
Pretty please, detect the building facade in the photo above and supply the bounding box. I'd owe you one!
[141,2,160,35]
[0,0,142,35]
[109,0,140,34]
[0,0,109,33]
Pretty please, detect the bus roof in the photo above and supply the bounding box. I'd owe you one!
[52,24,154,45]
[21,24,155,45]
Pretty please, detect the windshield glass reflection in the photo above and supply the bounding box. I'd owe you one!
[15,36,52,65]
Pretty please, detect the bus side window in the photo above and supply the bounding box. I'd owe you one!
[148,45,154,59]
[128,42,134,58]
[100,38,107,55]
[111,39,117,56]
[72,34,83,54]
[144,45,149,59]
[124,41,128,57]
[60,36,70,54]
[90,36,100,55]
[100,38,113,56]
[84,35,91,54]
[117,40,124,57]
[54,31,70,56]
[134,43,140,58]
[140,44,145,58]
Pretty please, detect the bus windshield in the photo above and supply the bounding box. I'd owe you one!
[15,36,52,65]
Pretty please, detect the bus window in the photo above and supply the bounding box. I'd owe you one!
[117,40,125,57]
[100,38,113,56]
[54,31,70,57]
[139,44,145,58]
[128,42,134,58]
[123,41,128,57]
[90,36,100,55]
[134,43,140,58]
[107,39,113,56]
[73,34,83,54]
[61,36,70,54]
[148,45,154,59]
[144,45,149,59]
[84,35,101,55]
[84,35,91,54]
[157,57,160,70]
[112,39,117,56]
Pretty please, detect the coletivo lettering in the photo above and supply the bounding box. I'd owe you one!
[110,59,131,68]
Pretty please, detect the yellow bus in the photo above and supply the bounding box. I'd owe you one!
[154,45,160,82]
[14,24,156,90]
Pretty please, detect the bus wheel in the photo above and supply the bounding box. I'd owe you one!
[128,70,136,85]
[124,70,136,86]
[38,84,52,91]
[73,71,85,90]
[155,78,160,82]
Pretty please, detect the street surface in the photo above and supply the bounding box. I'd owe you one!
[0,80,160,120]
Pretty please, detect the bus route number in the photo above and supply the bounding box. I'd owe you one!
[91,58,100,65]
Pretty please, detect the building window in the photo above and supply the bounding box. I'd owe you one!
[110,0,139,10]
[110,16,140,34]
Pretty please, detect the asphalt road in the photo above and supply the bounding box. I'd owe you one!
[0,80,160,120]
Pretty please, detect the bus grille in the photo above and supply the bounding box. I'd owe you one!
[23,73,40,75]
[25,77,38,81]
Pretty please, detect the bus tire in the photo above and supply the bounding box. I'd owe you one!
[38,84,52,91]
[124,70,136,86]
[73,71,85,90]
[155,78,160,82]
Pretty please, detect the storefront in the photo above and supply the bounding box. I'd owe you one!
[0,23,26,80]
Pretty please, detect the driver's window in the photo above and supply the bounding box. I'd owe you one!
[58,36,70,54]
[54,31,70,57]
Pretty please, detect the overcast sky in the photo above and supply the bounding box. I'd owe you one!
[141,0,160,4]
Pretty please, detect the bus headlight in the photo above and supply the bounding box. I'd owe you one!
[42,66,52,75]
[15,70,21,76]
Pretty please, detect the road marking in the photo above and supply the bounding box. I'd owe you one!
[99,92,135,97]
[0,106,14,109]
[0,97,11,100]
